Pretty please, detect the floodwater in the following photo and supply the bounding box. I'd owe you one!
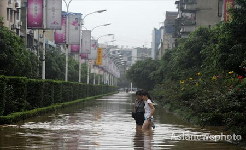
[0,93,245,150]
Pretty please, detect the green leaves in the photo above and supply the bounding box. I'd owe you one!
[150,0,246,135]
[0,27,87,82]
[0,27,38,78]
[126,58,160,90]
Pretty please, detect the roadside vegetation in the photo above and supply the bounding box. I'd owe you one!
[126,0,246,138]
[0,26,87,82]
[0,21,117,124]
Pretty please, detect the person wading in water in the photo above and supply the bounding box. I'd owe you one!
[141,90,155,131]
[133,90,145,131]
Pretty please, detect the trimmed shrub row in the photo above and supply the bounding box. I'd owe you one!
[0,75,116,116]
[0,94,113,124]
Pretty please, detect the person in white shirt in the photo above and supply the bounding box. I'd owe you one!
[141,91,155,131]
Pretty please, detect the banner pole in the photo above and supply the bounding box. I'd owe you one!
[79,54,81,82]
[87,59,90,84]
[42,0,46,80]
[42,30,46,79]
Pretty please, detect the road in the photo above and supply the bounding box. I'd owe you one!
[0,93,244,149]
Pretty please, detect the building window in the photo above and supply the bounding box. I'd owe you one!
[181,12,196,25]
[218,0,223,17]
[10,10,13,22]
[184,0,196,4]
[127,57,132,61]
[7,8,10,21]
[16,11,20,20]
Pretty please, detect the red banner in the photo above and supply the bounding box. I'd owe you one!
[224,0,234,22]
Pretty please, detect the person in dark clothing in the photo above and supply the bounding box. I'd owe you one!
[134,90,145,131]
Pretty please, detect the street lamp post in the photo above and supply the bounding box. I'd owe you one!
[42,30,45,79]
[97,34,114,41]
[81,10,106,25]
[78,10,107,83]
[91,23,111,32]
[63,0,73,82]
[90,24,112,85]
[96,34,114,85]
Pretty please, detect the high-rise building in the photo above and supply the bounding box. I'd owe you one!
[158,11,178,59]
[151,28,161,60]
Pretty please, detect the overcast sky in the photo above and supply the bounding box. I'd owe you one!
[62,0,177,48]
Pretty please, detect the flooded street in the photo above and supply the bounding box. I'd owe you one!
[0,93,244,150]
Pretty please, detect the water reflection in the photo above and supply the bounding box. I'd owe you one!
[0,92,244,149]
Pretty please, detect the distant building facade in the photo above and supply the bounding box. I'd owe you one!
[175,0,224,38]
[157,11,178,60]
[0,0,22,35]
[151,28,161,60]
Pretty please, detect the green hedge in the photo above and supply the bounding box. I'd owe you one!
[0,93,115,124]
[0,75,116,116]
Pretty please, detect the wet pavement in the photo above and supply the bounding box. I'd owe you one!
[0,93,245,149]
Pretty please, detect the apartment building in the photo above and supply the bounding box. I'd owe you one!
[0,0,22,35]
[0,0,56,52]
[175,0,224,38]
[158,11,178,60]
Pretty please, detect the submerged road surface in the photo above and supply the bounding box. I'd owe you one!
[0,93,244,149]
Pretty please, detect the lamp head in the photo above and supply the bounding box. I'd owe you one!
[103,23,111,26]
[97,9,107,13]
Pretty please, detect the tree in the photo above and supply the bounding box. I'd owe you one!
[212,0,246,74]
[45,48,87,82]
[45,47,65,80]
[0,26,38,78]
[126,58,160,90]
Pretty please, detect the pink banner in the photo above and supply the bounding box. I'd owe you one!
[68,13,81,44]
[27,0,43,29]
[70,44,80,53]
[54,13,66,44]
[88,40,98,60]
[80,53,88,59]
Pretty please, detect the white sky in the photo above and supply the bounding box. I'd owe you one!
[62,0,177,48]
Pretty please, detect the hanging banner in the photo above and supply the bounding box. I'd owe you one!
[81,30,91,53]
[102,51,109,70]
[96,48,103,65]
[80,53,88,59]
[70,44,80,53]
[68,13,81,44]
[88,40,98,60]
[27,0,43,29]
[224,0,234,22]
[54,13,66,44]
[45,0,62,29]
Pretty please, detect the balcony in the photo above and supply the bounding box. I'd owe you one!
[180,12,196,26]
[183,3,197,11]
[182,0,196,4]
[181,18,196,26]
[180,26,196,33]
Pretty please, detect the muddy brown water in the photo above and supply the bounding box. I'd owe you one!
[0,93,244,149]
